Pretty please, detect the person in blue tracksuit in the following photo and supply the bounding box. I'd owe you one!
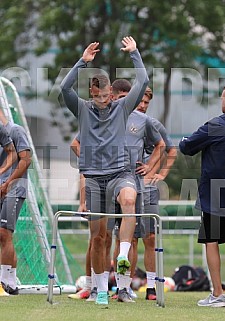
[179,87,225,307]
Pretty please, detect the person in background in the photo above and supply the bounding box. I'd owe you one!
[179,87,225,308]
[132,87,177,301]
[0,124,17,177]
[111,87,177,301]
[69,139,93,300]
[0,108,31,296]
[106,80,165,303]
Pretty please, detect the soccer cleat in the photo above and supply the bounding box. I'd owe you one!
[68,288,90,299]
[2,282,19,295]
[197,293,225,307]
[128,287,137,299]
[86,287,97,302]
[111,288,119,299]
[6,286,19,295]
[0,283,10,297]
[95,291,108,305]
[117,256,130,275]
[145,287,156,301]
[117,288,135,303]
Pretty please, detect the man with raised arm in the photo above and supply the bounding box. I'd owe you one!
[61,36,149,306]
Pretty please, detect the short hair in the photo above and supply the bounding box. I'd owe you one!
[112,79,131,94]
[145,87,153,100]
[91,74,110,89]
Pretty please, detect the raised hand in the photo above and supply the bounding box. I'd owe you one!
[120,36,137,53]
[82,42,100,62]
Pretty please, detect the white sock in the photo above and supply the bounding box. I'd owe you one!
[0,265,11,285]
[126,272,132,291]
[104,271,109,285]
[117,274,130,290]
[146,271,156,288]
[118,242,131,258]
[95,273,108,292]
[124,274,131,290]
[85,275,92,290]
[104,271,109,291]
[114,272,119,288]
[8,268,17,289]
[91,268,97,289]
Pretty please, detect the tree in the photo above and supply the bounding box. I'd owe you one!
[33,0,225,128]
[1,0,225,136]
[2,1,224,198]
[0,0,34,68]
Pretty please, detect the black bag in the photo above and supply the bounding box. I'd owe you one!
[172,265,210,291]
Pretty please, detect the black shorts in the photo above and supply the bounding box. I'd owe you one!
[198,212,225,244]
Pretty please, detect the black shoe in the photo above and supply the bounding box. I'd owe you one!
[7,286,19,295]
[145,287,156,300]
[1,282,8,292]
[1,282,19,295]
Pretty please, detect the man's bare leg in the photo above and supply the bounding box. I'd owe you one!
[205,242,223,297]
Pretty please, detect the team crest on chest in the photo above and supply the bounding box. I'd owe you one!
[129,123,139,133]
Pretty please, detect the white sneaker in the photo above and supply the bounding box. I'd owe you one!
[118,288,135,303]
[197,293,225,307]
[86,287,97,302]
[128,287,137,299]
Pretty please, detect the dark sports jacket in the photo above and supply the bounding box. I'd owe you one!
[179,113,225,216]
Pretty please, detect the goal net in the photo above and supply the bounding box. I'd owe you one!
[0,77,83,286]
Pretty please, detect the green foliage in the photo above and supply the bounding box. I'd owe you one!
[165,150,201,199]
[0,0,34,68]
[1,1,225,137]
[33,0,225,129]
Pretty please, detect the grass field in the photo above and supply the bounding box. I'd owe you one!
[57,205,225,283]
[1,291,225,321]
[61,233,225,281]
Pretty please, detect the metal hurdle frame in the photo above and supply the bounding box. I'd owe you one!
[47,211,165,307]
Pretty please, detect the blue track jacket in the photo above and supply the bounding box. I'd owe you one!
[179,114,225,216]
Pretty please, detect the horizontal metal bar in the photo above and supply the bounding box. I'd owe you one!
[59,229,89,235]
[160,216,201,222]
[58,229,199,235]
[57,215,201,222]
[50,200,196,206]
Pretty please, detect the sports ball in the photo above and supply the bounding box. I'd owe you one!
[75,275,86,292]
[164,277,175,292]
